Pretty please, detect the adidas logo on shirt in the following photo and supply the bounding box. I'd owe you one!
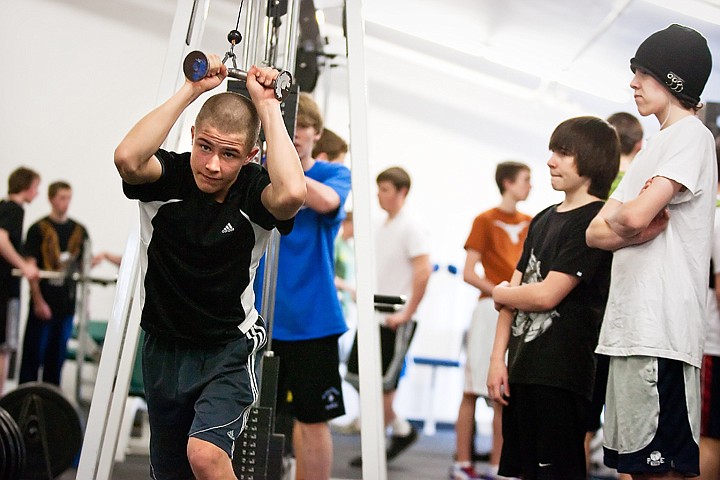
[221,223,235,234]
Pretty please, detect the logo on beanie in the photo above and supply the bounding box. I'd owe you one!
[665,72,684,93]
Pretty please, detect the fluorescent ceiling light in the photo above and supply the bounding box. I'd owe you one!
[323,14,631,104]
[362,35,535,101]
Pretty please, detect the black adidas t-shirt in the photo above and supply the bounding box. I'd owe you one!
[123,150,293,345]
[507,201,612,400]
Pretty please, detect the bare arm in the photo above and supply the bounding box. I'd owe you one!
[586,177,679,251]
[463,248,495,297]
[92,251,122,268]
[114,55,228,185]
[492,270,580,312]
[247,67,306,220]
[26,257,51,320]
[334,276,356,299]
[486,269,523,405]
[386,254,433,329]
[303,177,341,214]
[0,229,39,281]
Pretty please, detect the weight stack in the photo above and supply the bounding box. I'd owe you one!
[232,352,286,479]
[234,406,272,479]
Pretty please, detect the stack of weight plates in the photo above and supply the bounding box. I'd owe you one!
[0,406,25,479]
[0,382,82,480]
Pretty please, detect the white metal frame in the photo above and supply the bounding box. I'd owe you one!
[345,1,388,478]
[76,228,141,479]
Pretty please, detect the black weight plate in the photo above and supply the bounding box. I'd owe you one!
[0,412,12,478]
[0,408,20,480]
[0,407,24,479]
[0,382,82,479]
[0,408,13,480]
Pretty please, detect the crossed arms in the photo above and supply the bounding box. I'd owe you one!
[586,175,681,251]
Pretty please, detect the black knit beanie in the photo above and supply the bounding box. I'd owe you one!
[630,24,712,105]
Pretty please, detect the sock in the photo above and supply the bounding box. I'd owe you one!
[391,417,411,436]
[455,461,472,469]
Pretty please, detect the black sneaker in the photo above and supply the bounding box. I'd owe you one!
[386,425,418,460]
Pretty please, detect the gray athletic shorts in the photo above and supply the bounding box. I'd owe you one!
[0,298,19,352]
[604,356,700,475]
[143,319,267,480]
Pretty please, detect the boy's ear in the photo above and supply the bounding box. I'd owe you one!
[245,146,260,165]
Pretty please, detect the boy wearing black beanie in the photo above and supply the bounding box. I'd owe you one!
[587,24,716,478]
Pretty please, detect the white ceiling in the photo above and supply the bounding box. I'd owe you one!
[314,0,720,108]
[42,0,720,157]
[49,0,720,111]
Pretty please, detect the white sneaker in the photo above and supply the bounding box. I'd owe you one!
[449,464,484,480]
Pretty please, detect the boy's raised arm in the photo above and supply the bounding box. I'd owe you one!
[114,55,228,185]
[247,66,306,220]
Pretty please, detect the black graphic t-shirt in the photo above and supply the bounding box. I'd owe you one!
[508,201,612,399]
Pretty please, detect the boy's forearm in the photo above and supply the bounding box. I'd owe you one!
[303,178,341,214]
[490,307,513,362]
[463,270,495,297]
[401,258,432,319]
[586,215,635,251]
[591,178,675,248]
[115,84,199,183]
[605,206,645,238]
[258,102,306,219]
[29,278,44,304]
[493,282,554,312]
[0,233,28,270]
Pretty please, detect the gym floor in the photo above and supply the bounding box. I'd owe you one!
[57,424,619,479]
[59,425,469,480]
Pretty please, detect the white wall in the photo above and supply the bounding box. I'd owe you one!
[1,0,659,426]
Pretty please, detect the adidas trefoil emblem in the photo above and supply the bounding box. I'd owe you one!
[221,223,235,234]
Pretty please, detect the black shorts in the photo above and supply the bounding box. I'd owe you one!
[143,320,267,480]
[273,335,346,423]
[701,355,720,439]
[345,321,416,392]
[499,383,589,480]
[586,353,610,432]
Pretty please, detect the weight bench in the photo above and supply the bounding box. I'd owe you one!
[412,356,461,436]
[67,320,148,462]
[115,329,148,462]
